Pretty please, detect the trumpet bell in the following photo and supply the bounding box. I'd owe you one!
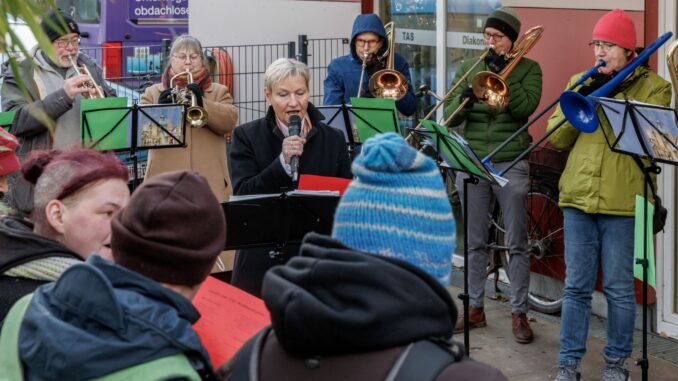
[186,106,208,128]
[472,71,509,108]
[559,90,598,133]
[368,69,408,100]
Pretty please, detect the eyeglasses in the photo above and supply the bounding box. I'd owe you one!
[172,53,202,62]
[483,32,506,41]
[54,37,81,48]
[588,41,617,52]
[355,38,381,47]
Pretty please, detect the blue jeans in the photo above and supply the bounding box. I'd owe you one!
[559,207,636,365]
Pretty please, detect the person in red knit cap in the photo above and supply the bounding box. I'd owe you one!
[547,9,672,381]
[0,129,21,213]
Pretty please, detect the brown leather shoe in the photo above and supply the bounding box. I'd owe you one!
[454,307,487,333]
[512,313,534,344]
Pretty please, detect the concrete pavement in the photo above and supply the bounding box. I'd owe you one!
[447,282,678,380]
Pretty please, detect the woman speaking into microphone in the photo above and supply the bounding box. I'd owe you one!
[229,58,352,296]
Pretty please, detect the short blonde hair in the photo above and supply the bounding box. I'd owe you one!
[264,58,309,91]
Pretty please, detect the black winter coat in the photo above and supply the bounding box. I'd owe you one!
[218,233,508,381]
[229,103,352,195]
[0,216,81,322]
[228,104,352,297]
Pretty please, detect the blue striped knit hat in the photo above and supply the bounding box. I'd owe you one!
[332,133,455,285]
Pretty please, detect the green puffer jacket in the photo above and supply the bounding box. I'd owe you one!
[547,65,672,216]
[443,56,542,162]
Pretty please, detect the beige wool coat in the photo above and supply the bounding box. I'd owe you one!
[140,83,238,201]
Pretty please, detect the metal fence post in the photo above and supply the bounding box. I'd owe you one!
[160,38,172,70]
[287,41,296,59]
[297,35,308,63]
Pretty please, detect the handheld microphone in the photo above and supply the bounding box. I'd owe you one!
[288,114,302,182]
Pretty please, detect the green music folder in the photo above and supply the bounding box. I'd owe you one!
[0,111,16,131]
[80,97,129,150]
[349,97,400,142]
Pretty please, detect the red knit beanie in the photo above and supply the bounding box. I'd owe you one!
[111,171,226,286]
[0,129,20,177]
[592,9,636,51]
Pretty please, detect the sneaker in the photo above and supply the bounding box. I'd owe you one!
[511,313,534,344]
[601,354,630,381]
[454,307,487,333]
[555,364,581,381]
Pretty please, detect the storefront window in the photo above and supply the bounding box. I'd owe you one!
[379,0,501,121]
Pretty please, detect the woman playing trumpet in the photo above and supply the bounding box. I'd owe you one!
[140,34,238,202]
[442,7,542,344]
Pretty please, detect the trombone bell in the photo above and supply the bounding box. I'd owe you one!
[368,21,409,100]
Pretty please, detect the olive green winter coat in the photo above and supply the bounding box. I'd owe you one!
[443,56,542,162]
[547,65,672,216]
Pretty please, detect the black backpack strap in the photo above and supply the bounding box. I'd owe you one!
[230,326,271,381]
[385,339,464,381]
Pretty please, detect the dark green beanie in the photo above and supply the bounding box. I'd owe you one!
[485,7,521,43]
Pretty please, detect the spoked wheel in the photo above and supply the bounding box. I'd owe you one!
[491,185,565,314]
[523,185,565,314]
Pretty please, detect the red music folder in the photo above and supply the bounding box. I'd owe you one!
[192,276,271,367]
[298,174,351,195]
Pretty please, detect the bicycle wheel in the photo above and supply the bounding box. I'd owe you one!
[524,184,565,314]
[493,185,565,314]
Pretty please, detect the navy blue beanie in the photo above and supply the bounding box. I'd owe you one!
[331,133,455,285]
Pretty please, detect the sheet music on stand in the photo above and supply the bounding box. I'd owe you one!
[416,119,508,186]
[81,102,186,189]
[318,98,400,158]
[222,191,340,250]
[597,97,678,164]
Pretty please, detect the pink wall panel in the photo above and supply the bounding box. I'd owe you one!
[511,8,645,138]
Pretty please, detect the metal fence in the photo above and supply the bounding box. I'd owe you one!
[76,36,350,125]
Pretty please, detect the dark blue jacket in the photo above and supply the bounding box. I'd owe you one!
[323,14,416,116]
[17,255,214,381]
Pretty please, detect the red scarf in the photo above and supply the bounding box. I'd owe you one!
[162,66,212,91]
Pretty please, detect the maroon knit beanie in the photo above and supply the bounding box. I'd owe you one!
[111,170,226,286]
[592,9,636,51]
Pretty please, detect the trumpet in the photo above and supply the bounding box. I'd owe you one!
[169,69,208,128]
[68,56,104,99]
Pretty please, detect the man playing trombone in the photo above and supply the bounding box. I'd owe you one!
[0,10,116,215]
[443,7,542,344]
[547,10,671,381]
[323,13,416,116]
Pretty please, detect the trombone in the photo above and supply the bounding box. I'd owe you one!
[481,60,605,175]
[490,31,672,177]
[443,25,544,126]
[169,69,208,128]
[68,55,104,99]
[368,22,409,100]
[405,25,543,144]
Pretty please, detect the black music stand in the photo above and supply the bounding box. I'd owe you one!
[597,96,678,381]
[415,119,504,357]
[318,99,401,160]
[222,191,340,256]
[81,102,186,190]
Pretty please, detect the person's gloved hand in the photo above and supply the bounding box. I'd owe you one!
[186,83,204,107]
[459,86,476,108]
[577,72,613,96]
[484,48,508,73]
[158,88,174,104]
[365,57,385,76]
